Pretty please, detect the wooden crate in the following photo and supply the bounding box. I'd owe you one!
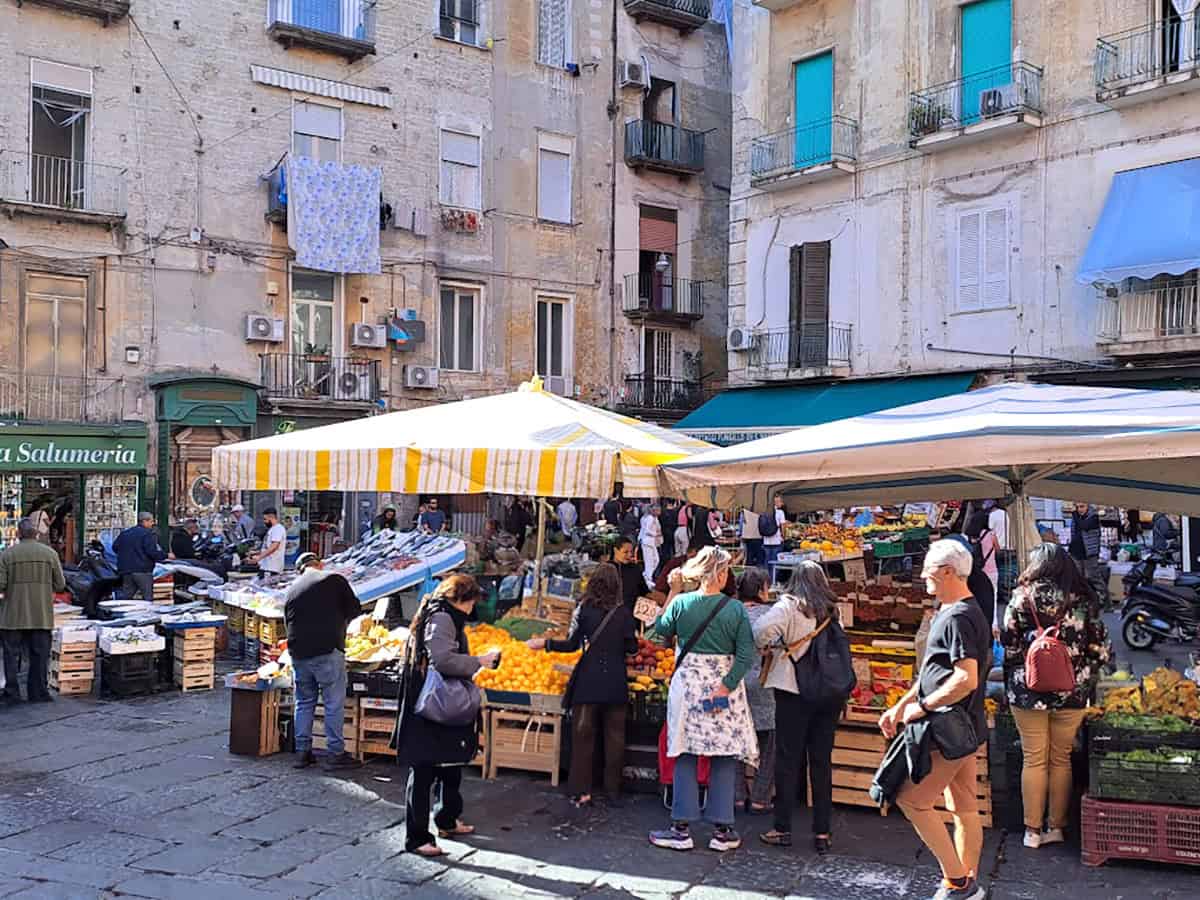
[225,606,245,633]
[173,660,215,692]
[244,612,261,643]
[486,706,563,786]
[259,617,286,646]
[357,699,399,759]
[172,629,216,663]
[51,647,96,674]
[50,667,94,695]
[229,688,282,756]
[313,698,359,754]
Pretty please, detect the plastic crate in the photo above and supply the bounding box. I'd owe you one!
[870,541,906,559]
[1089,751,1200,807]
[1090,718,1200,753]
[100,652,159,697]
[1081,794,1200,867]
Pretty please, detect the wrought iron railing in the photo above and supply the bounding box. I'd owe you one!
[0,151,126,217]
[624,0,712,17]
[1096,17,1200,92]
[619,376,703,414]
[268,0,376,43]
[746,323,853,371]
[0,371,127,424]
[260,354,381,403]
[750,116,858,181]
[625,120,706,172]
[1097,283,1200,342]
[622,273,705,319]
[909,61,1043,140]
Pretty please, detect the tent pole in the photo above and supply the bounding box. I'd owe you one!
[534,498,547,617]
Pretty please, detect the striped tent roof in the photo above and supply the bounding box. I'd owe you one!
[213,379,711,498]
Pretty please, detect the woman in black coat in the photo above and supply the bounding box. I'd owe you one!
[527,563,637,807]
[395,575,499,857]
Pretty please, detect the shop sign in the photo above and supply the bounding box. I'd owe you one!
[0,435,146,471]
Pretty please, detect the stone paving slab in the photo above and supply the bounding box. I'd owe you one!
[132,836,261,876]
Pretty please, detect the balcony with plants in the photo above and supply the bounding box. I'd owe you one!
[908,60,1043,151]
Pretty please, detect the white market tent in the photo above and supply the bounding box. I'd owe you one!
[660,382,1200,556]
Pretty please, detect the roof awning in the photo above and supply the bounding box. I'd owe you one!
[1077,157,1200,285]
[675,372,977,446]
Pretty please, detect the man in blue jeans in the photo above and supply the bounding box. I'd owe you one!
[285,553,363,771]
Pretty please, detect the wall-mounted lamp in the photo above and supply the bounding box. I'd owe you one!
[125,346,141,365]
[655,253,670,274]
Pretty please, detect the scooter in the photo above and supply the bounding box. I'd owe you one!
[1119,547,1200,650]
[63,542,123,617]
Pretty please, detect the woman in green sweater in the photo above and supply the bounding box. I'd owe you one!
[649,546,758,853]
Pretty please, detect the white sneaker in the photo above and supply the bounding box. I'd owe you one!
[1040,828,1064,846]
[1023,829,1041,848]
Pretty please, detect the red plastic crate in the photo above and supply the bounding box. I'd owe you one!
[1081,794,1200,867]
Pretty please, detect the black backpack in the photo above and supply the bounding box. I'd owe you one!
[793,616,857,706]
[758,512,779,538]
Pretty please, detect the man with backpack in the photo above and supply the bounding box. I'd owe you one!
[761,496,786,570]
[880,539,990,900]
[740,508,763,568]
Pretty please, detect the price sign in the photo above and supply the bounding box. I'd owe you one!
[633,597,660,625]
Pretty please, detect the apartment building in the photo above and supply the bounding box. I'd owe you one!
[683,0,1200,444]
[0,0,731,552]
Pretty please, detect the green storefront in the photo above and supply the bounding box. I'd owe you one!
[0,422,149,563]
[150,374,259,531]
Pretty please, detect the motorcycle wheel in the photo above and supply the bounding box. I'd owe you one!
[1121,613,1158,651]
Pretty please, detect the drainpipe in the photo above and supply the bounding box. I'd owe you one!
[99,255,109,373]
[607,0,619,403]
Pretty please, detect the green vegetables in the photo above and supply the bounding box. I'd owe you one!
[1107,747,1196,765]
[1102,713,1194,733]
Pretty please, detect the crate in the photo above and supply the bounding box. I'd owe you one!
[485,707,563,786]
[173,660,215,693]
[870,541,907,559]
[51,646,96,674]
[100,652,159,697]
[224,632,245,659]
[357,698,399,759]
[244,637,261,665]
[1081,794,1200,867]
[1089,750,1200,807]
[225,606,245,633]
[172,629,216,663]
[259,617,286,646]
[50,666,94,695]
[229,688,283,756]
[1090,718,1200,753]
[313,698,359,754]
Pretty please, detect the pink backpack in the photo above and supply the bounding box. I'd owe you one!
[1024,597,1076,693]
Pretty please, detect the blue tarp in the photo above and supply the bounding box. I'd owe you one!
[1077,157,1200,284]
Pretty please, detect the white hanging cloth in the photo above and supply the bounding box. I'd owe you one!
[1171,0,1200,69]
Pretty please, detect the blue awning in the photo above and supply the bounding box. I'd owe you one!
[675,372,977,446]
[1077,157,1200,284]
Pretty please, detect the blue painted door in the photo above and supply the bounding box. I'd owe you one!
[295,0,341,35]
[793,52,833,169]
[961,0,1012,124]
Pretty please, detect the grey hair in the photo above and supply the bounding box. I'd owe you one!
[17,518,38,540]
[681,545,731,587]
[784,560,837,623]
[924,538,974,578]
[138,511,154,525]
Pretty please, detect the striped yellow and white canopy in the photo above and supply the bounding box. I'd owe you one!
[212,379,711,498]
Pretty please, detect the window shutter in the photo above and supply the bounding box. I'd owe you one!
[442,131,480,165]
[983,207,1009,309]
[801,241,830,326]
[538,148,571,223]
[294,101,341,140]
[639,209,677,252]
[957,211,981,311]
[538,0,568,67]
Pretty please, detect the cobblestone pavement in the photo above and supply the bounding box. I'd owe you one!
[0,682,1196,900]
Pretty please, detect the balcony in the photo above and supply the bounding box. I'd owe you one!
[623,0,711,34]
[617,376,703,421]
[260,353,381,406]
[750,116,858,190]
[15,0,129,23]
[909,61,1043,151]
[745,324,853,379]
[267,0,377,61]
[622,273,705,325]
[0,371,128,425]
[1096,18,1200,106]
[0,150,126,227]
[1097,282,1200,356]
[624,120,705,177]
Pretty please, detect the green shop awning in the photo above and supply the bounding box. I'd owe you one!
[676,372,978,446]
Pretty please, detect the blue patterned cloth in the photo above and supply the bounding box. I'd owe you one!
[286,155,381,274]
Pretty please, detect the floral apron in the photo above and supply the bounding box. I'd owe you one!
[666,653,759,767]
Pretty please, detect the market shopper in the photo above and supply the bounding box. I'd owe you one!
[762,496,787,569]
[1000,544,1110,850]
[639,503,664,591]
[527,563,637,807]
[0,519,66,704]
[286,553,362,771]
[373,506,399,533]
[1151,511,1178,554]
[734,568,776,816]
[396,575,498,858]
[114,512,169,601]
[230,503,257,542]
[170,519,200,560]
[753,561,842,853]
[613,537,645,611]
[1068,501,1103,598]
[249,508,287,576]
[740,507,763,567]
[557,498,578,535]
[881,540,990,900]
[674,502,693,556]
[649,546,758,853]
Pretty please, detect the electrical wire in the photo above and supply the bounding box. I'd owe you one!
[128,14,204,147]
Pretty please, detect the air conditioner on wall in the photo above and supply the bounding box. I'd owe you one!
[404,365,439,389]
[620,60,647,89]
[726,326,756,352]
[350,322,387,349]
[245,315,285,343]
[334,369,373,402]
[980,83,1024,118]
[544,375,572,397]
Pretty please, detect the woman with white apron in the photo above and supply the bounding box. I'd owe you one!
[648,546,759,852]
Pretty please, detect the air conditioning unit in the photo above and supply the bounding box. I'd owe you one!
[334,369,373,402]
[404,365,439,389]
[350,322,387,349]
[245,315,285,343]
[980,83,1024,119]
[727,326,757,352]
[620,60,647,89]
[544,375,572,397]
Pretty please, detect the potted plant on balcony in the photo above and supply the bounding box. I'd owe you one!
[909,99,953,138]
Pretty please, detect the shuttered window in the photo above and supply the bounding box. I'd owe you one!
[955,206,1009,311]
[293,100,342,163]
[25,273,87,378]
[639,206,677,253]
[537,0,569,68]
[440,130,481,210]
[440,284,480,371]
[788,242,831,368]
[537,144,571,223]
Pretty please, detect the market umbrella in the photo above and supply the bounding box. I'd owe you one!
[660,382,1200,562]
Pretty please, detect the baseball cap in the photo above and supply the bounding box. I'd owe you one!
[231,504,245,512]
[296,552,319,571]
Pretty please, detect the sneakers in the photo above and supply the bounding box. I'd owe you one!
[1023,829,1042,849]
[930,877,985,900]
[1040,827,1065,846]
[708,827,741,852]
[322,752,362,771]
[649,823,694,851]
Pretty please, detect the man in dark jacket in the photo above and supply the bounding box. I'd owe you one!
[1151,512,1178,555]
[286,552,362,771]
[170,520,199,560]
[113,512,169,601]
[1069,503,1107,605]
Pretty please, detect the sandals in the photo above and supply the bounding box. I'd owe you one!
[412,844,446,857]
[437,821,476,838]
[758,829,792,847]
[570,794,593,809]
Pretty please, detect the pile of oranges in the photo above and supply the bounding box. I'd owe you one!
[627,637,675,680]
[466,623,580,696]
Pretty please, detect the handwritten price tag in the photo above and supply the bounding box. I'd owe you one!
[633,598,660,625]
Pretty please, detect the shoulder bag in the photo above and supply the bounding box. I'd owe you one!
[413,615,482,727]
[560,605,623,710]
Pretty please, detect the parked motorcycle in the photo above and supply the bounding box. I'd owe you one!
[1119,547,1200,650]
[63,542,123,617]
